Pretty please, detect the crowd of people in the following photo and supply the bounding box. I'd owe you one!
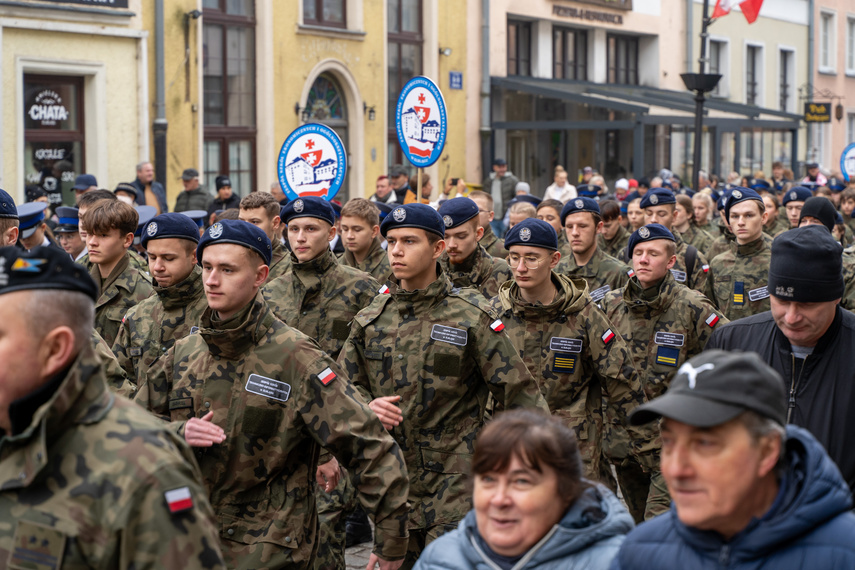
[1,155,855,570]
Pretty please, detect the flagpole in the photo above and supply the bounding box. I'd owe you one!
[417,168,423,203]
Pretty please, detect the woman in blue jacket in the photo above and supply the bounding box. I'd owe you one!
[414,409,634,570]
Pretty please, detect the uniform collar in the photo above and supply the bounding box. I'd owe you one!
[736,235,767,257]
[623,272,675,311]
[199,292,276,359]
[343,236,385,272]
[154,264,204,310]
[441,244,489,284]
[391,264,453,314]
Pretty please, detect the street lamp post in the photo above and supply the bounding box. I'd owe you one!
[681,0,721,192]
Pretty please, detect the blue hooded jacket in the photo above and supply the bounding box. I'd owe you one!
[414,483,633,570]
[612,425,855,569]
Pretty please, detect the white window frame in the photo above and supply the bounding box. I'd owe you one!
[777,46,796,114]
[819,10,836,74]
[846,15,855,76]
[744,41,764,106]
[708,36,730,98]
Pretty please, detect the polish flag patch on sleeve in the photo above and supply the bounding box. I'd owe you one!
[601,329,616,345]
[705,313,720,328]
[318,367,337,386]
[165,486,194,514]
[490,319,505,333]
[627,269,635,278]
[702,264,710,273]
[378,284,390,294]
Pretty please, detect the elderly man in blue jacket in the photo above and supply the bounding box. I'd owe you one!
[612,350,855,570]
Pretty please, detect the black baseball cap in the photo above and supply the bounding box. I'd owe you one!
[630,350,787,428]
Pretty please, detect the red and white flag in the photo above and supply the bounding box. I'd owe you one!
[711,0,764,24]
[165,486,194,514]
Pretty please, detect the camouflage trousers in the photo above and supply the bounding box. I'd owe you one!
[313,467,357,570]
[402,523,458,569]
[615,459,670,523]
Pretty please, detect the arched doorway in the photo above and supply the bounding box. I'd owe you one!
[305,73,349,198]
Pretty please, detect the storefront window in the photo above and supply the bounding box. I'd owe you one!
[23,75,84,207]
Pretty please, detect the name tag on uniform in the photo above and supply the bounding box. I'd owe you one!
[245,374,291,402]
[670,269,687,282]
[654,332,684,347]
[431,324,468,346]
[128,347,142,357]
[549,337,583,353]
[590,284,610,302]
[748,286,769,302]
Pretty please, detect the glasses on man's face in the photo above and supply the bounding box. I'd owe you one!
[507,253,545,269]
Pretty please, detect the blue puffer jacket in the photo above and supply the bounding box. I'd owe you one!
[612,425,855,569]
[414,483,633,570]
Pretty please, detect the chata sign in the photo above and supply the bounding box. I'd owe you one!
[277,123,347,201]
[841,143,855,183]
[396,76,447,168]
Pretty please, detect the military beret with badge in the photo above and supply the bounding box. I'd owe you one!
[197,219,272,266]
[280,196,335,226]
[437,197,479,229]
[723,187,763,222]
[504,218,558,251]
[640,188,676,209]
[0,245,98,301]
[380,203,445,238]
[141,212,202,248]
[627,223,675,258]
[781,186,813,205]
[560,197,600,225]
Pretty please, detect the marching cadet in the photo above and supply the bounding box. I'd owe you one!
[673,194,713,255]
[491,218,660,489]
[555,197,632,303]
[81,199,153,346]
[707,190,737,261]
[536,199,573,260]
[0,246,226,569]
[262,196,380,570]
[437,197,512,299]
[468,190,506,258]
[135,219,410,570]
[597,199,631,258]
[340,197,391,281]
[761,192,788,237]
[705,188,773,320]
[239,191,291,281]
[0,189,19,246]
[337,203,548,567]
[75,190,150,274]
[112,212,208,390]
[691,193,716,235]
[782,186,813,229]
[624,188,710,293]
[601,224,726,522]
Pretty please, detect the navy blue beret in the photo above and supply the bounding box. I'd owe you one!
[0,245,97,301]
[724,187,763,222]
[280,196,335,226]
[576,184,601,198]
[627,223,675,258]
[181,209,208,229]
[504,218,558,251]
[331,201,342,219]
[560,197,601,225]
[197,219,272,266]
[54,206,80,234]
[827,178,846,192]
[782,187,813,205]
[717,189,732,211]
[17,202,48,238]
[374,201,394,221]
[134,206,158,235]
[380,203,445,238]
[438,197,479,229]
[748,178,771,191]
[142,212,201,248]
[0,189,17,219]
[773,179,790,192]
[509,194,542,208]
[640,188,676,209]
[799,182,821,192]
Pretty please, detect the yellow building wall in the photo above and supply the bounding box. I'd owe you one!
[435,0,470,190]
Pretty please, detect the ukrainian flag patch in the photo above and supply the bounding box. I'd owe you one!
[656,346,679,367]
[553,353,576,373]
[733,281,745,305]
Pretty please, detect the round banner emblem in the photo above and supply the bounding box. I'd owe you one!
[146,222,158,237]
[209,222,224,239]
[395,76,447,168]
[841,143,855,183]
[277,123,347,201]
[639,226,650,239]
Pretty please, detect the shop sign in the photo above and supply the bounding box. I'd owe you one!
[553,4,625,24]
[804,102,831,123]
[28,90,69,127]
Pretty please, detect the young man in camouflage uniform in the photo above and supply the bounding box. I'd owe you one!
[597,199,631,258]
[492,218,660,490]
[81,199,153,346]
[601,223,726,522]
[555,197,632,303]
[76,189,150,273]
[112,212,207,392]
[707,191,737,261]
[239,191,290,281]
[0,246,226,569]
[705,188,773,320]
[135,219,410,570]
[782,186,813,229]
[437,197,512,300]
[762,192,789,237]
[262,196,381,570]
[536,198,574,260]
[340,197,391,281]
[338,203,549,567]
[674,194,714,255]
[469,190,505,258]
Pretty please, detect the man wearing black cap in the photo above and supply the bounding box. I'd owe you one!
[72,173,97,204]
[613,351,855,569]
[206,175,240,224]
[54,206,87,261]
[174,168,209,212]
[602,223,725,522]
[555,197,632,303]
[493,218,659,497]
[437,197,512,300]
[0,246,227,568]
[111,212,208,389]
[135,219,410,570]
[338,203,548,565]
[705,187,773,320]
[706,225,855,494]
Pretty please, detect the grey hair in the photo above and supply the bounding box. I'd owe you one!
[24,290,94,353]
[738,410,787,472]
[136,161,152,172]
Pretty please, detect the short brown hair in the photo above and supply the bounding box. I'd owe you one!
[0,217,18,234]
[537,199,563,215]
[240,192,280,220]
[469,190,493,209]
[81,199,138,236]
[472,409,586,503]
[509,201,536,217]
[841,189,855,204]
[77,189,117,209]
[599,199,620,221]
[341,198,380,227]
[216,208,241,220]
[675,194,693,216]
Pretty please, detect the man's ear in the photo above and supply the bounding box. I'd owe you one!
[38,326,77,381]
